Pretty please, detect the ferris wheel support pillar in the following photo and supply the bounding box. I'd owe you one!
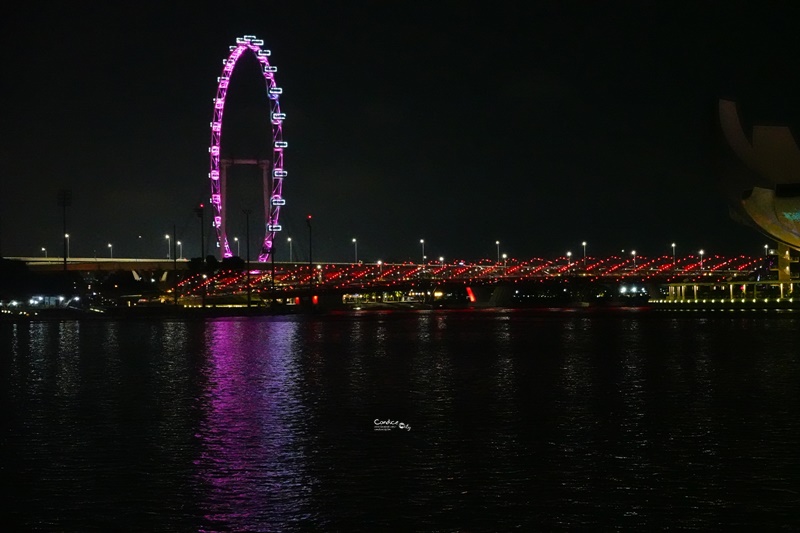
[219,158,271,261]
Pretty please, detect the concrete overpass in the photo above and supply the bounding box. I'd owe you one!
[12,257,193,272]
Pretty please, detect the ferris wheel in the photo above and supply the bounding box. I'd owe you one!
[208,35,286,262]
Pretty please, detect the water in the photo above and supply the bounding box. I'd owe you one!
[2,310,799,531]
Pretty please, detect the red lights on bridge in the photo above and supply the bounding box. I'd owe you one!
[170,253,764,301]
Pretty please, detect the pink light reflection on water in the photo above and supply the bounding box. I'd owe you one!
[194,318,313,531]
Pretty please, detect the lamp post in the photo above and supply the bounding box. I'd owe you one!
[307,215,313,290]
[699,249,704,270]
[566,251,571,272]
[287,237,293,262]
[352,238,358,264]
[495,240,500,263]
[234,236,239,257]
[108,243,113,259]
[764,244,769,256]
[671,243,676,266]
[631,250,636,268]
[177,241,183,260]
[58,189,71,272]
[244,209,252,307]
[439,256,444,271]
[165,234,170,259]
[582,241,587,268]
[502,253,507,269]
[42,247,47,258]
[171,224,178,305]
[420,239,425,265]
[194,204,205,261]
[377,259,383,278]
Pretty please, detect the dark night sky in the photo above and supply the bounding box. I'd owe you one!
[3,1,800,263]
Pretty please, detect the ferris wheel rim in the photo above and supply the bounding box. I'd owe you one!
[208,35,286,262]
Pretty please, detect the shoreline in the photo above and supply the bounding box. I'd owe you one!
[5,298,800,321]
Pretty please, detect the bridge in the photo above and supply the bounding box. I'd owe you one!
[171,253,766,302]
[14,253,763,283]
[5,252,796,312]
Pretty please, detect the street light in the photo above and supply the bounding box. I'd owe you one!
[377,259,383,278]
[764,244,769,256]
[420,239,425,265]
[631,249,636,268]
[287,237,293,262]
[671,243,676,266]
[165,234,170,259]
[244,209,253,306]
[495,240,500,263]
[582,241,587,268]
[42,247,47,258]
[234,237,240,257]
[699,249,704,270]
[353,238,358,264]
[502,252,508,269]
[566,251,572,272]
[108,243,113,259]
[439,256,444,268]
[307,214,313,277]
[177,241,183,260]
[58,189,71,269]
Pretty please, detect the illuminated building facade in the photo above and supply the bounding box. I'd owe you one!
[719,99,800,281]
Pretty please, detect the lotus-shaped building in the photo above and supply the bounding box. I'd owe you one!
[720,99,800,280]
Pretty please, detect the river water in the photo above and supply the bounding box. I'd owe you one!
[2,309,799,531]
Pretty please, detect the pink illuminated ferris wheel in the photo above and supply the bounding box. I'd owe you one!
[208,35,286,262]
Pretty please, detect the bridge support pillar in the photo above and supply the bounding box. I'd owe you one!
[488,285,513,307]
